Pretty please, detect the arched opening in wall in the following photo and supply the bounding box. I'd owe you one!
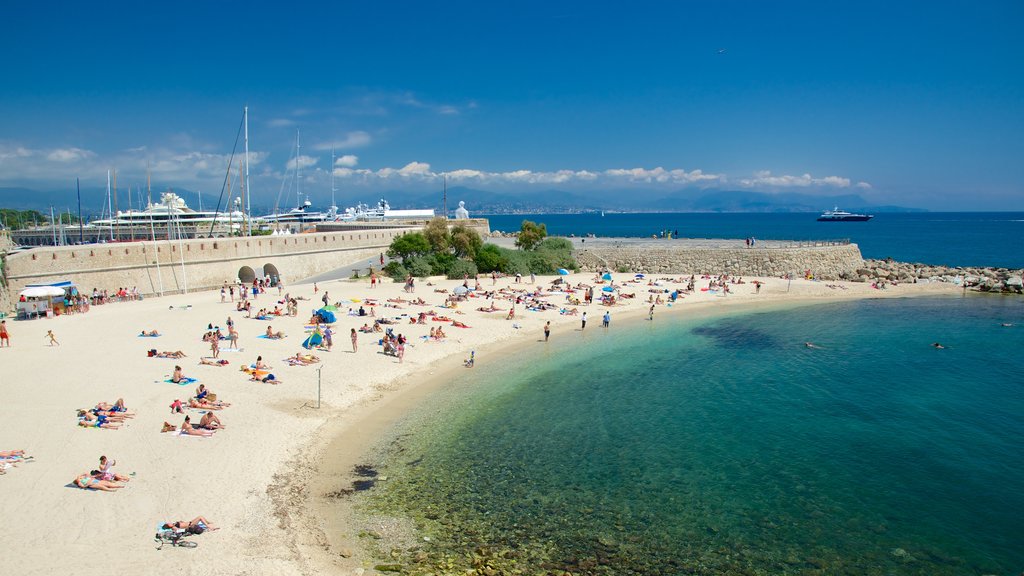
[263,263,281,285]
[238,266,256,284]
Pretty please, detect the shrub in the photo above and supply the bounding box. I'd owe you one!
[473,243,507,273]
[406,255,434,278]
[429,252,457,276]
[446,259,479,279]
[383,261,408,282]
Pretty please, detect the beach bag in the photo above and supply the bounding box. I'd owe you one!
[148,349,157,357]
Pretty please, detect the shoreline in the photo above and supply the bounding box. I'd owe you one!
[287,281,966,574]
[0,266,965,575]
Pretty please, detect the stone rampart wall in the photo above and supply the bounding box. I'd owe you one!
[3,228,413,309]
[575,244,864,279]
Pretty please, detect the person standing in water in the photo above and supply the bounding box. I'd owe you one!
[544,321,551,342]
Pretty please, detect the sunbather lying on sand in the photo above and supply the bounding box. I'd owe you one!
[265,326,285,339]
[162,516,218,534]
[155,351,187,359]
[140,330,160,337]
[95,398,135,416]
[451,321,470,328]
[189,398,228,410]
[284,353,320,366]
[199,357,229,366]
[250,372,280,384]
[74,473,125,491]
[78,412,122,429]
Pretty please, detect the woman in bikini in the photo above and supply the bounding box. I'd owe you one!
[171,366,186,383]
[74,473,124,491]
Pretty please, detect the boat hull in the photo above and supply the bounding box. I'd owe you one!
[817,215,873,222]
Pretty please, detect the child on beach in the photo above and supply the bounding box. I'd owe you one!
[0,320,9,347]
[45,330,59,346]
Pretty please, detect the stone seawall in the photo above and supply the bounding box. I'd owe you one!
[3,228,415,310]
[575,242,864,279]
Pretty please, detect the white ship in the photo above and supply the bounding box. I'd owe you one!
[335,199,434,221]
[90,192,245,238]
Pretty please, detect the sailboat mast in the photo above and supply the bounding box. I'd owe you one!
[113,169,119,241]
[50,206,57,246]
[106,170,113,241]
[296,128,301,209]
[331,146,336,209]
[76,177,84,244]
[244,106,251,236]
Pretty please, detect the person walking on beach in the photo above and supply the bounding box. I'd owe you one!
[581,312,587,330]
[350,328,358,353]
[45,330,59,346]
[0,320,9,347]
[544,321,551,342]
[210,336,220,359]
[602,312,611,328]
[323,326,333,351]
[649,305,655,321]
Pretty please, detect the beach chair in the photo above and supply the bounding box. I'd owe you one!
[154,525,197,549]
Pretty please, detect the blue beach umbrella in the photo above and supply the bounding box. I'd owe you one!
[602,286,615,292]
[557,268,569,275]
[602,273,613,281]
[635,273,645,278]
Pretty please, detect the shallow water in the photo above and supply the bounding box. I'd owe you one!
[362,296,1024,575]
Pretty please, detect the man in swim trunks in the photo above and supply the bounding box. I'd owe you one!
[0,320,9,347]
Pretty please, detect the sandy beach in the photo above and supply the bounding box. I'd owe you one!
[0,267,960,575]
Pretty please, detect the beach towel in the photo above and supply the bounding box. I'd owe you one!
[164,377,197,386]
[220,347,244,352]
[138,334,161,338]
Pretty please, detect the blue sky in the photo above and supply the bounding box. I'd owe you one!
[1,0,1022,210]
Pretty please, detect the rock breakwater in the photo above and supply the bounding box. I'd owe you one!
[573,241,864,280]
[849,259,1024,293]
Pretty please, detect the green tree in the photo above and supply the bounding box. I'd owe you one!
[386,232,431,263]
[515,220,547,250]
[423,217,451,254]
[450,224,483,258]
[473,243,506,273]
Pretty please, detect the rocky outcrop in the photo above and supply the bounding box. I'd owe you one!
[850,259,1024,293]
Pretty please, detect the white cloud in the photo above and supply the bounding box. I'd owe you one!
[286,155,318,170]
[738,170,864,189]
[47,147,96,162]
[335,154,358,167]
[398,161,432,176]
[267,118,296,128]
[312,131,372,151]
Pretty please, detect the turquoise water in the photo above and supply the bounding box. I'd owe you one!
[364,296,1024,575]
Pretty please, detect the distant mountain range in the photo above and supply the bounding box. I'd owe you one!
[0,185,923,217]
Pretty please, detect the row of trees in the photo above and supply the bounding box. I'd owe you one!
[0,209,82,230]
[383,218,577,280]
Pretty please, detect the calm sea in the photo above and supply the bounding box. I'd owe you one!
[363,296,1024,575]
[485,212,1024,269]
